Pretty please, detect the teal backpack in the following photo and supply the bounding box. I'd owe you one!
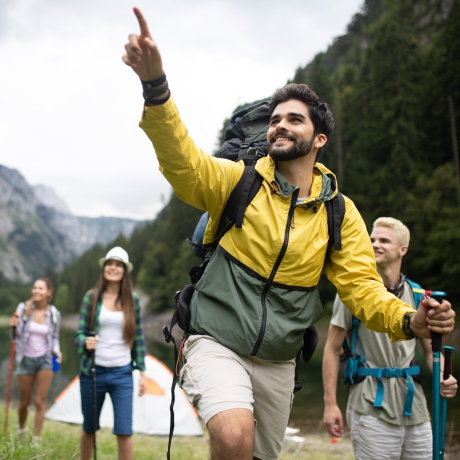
[341,277,425,416]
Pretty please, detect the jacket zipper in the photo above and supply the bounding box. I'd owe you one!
[251,191,298,356]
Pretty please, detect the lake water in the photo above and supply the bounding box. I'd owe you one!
[1,324,459,439]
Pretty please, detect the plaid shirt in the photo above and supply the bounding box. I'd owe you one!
[75,290,146,375]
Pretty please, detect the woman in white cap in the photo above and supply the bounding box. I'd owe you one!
[75,246,147,460]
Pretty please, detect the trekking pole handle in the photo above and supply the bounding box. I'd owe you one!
[430,291,446,353]
[443,346,454,381]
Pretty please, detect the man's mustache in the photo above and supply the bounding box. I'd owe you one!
[269,132,296,143]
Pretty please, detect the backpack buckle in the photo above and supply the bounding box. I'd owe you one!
[162,326,172,343]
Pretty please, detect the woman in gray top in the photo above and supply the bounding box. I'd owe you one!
[9,277,61,448]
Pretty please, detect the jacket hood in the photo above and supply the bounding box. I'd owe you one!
[255,156,338,209]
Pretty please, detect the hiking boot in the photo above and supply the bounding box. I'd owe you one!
[30,436,41,449]
[16,427,28,441]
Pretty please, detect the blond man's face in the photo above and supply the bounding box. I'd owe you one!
[370,226,408,266]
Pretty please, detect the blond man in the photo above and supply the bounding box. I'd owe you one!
[323,217,457,460]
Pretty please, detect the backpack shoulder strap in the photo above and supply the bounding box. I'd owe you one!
[404,277,424,310]
[325,192,345,254]
[350,316,362,355]
[50,305,58,325]
[212,164,263,250]
[17,302,27,323]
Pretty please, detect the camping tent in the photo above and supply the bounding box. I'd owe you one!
[45,354,203,436]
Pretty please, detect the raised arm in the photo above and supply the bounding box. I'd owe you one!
[325,199,455,341]
[122,8,243,218]
[322,324,347,437]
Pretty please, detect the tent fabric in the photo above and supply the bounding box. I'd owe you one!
[45,355,203,436]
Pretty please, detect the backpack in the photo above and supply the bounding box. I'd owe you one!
[188,100,270,259]
[162,100,345,459]
[340,278,425,416]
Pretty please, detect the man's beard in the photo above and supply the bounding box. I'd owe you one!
[268,134,315,162]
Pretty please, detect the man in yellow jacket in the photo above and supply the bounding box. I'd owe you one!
[122,8,455,460]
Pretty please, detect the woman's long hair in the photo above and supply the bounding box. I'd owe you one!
[25,277,54,320]
[90,264,136,346]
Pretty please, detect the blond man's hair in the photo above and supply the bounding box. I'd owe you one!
[373,217,410,247]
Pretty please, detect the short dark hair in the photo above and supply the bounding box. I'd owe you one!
[268,83,334,161]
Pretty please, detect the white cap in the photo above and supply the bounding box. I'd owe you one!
[99,246,133,273]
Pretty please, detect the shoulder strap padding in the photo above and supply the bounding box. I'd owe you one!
[213,165,263,249]
[404,277,424,309]
[326,192,345,253]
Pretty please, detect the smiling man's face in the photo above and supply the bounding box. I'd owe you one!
[370,226,408,267]
[267,99,318,162]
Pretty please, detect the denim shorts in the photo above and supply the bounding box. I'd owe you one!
[16,354,52,375]
[80,363,133,435]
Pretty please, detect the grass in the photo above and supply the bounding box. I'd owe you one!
[0,404,355,460]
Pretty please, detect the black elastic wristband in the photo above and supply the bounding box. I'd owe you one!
[141,73,166,88]
[143,81,169,100]
[144,90,171,106]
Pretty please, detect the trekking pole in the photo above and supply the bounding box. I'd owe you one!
[430,291,446,460]
[89,331,98,460]
[440,346,454,460]
[3,313,19,435]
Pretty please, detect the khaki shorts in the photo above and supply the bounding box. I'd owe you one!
[347,407,432,460]
[180,335,295,460]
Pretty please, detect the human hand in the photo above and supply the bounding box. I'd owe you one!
[9,314,19,328]
[441,375,458,399]
[323,404,343,437]
[56,351,63,364]
[410,298,455,339]
[139,375,147,397]
[122,7,164,82]
[85,335,99,351]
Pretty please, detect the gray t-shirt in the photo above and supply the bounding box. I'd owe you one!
[331,281,430,426]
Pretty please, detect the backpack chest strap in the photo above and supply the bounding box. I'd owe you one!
[356,365,421,416]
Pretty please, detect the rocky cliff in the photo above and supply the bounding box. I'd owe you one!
[0,165,141,282]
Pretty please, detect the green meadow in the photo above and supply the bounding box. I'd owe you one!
[0,403,354,460]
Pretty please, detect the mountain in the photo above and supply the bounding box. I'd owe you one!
[0,164,141,283]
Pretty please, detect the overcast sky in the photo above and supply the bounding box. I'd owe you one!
[0,0,363,220]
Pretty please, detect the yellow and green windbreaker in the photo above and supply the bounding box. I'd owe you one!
[140,96,415,361]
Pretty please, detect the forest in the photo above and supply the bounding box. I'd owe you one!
[2,0,459,316]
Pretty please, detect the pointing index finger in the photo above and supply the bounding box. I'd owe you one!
[133,7,151,37]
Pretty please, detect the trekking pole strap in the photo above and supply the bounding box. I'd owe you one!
[356,365,421,416]
[294,350,302,392]
[163,329,179,460]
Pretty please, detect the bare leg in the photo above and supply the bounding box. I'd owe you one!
[117,435,133,460]
[80,430,94,460]
[33,369,53,436]
[207,408,255,460]
[17,374,35,429]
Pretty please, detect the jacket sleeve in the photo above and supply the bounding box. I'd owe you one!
[132,294,146,371]
[324,198,414,342]
[74,292,93,358]
[139,95,244,219]
[52,308,61,354]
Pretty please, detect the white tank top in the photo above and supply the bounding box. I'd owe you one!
[95,305,131,367]
[23,321,49,358]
